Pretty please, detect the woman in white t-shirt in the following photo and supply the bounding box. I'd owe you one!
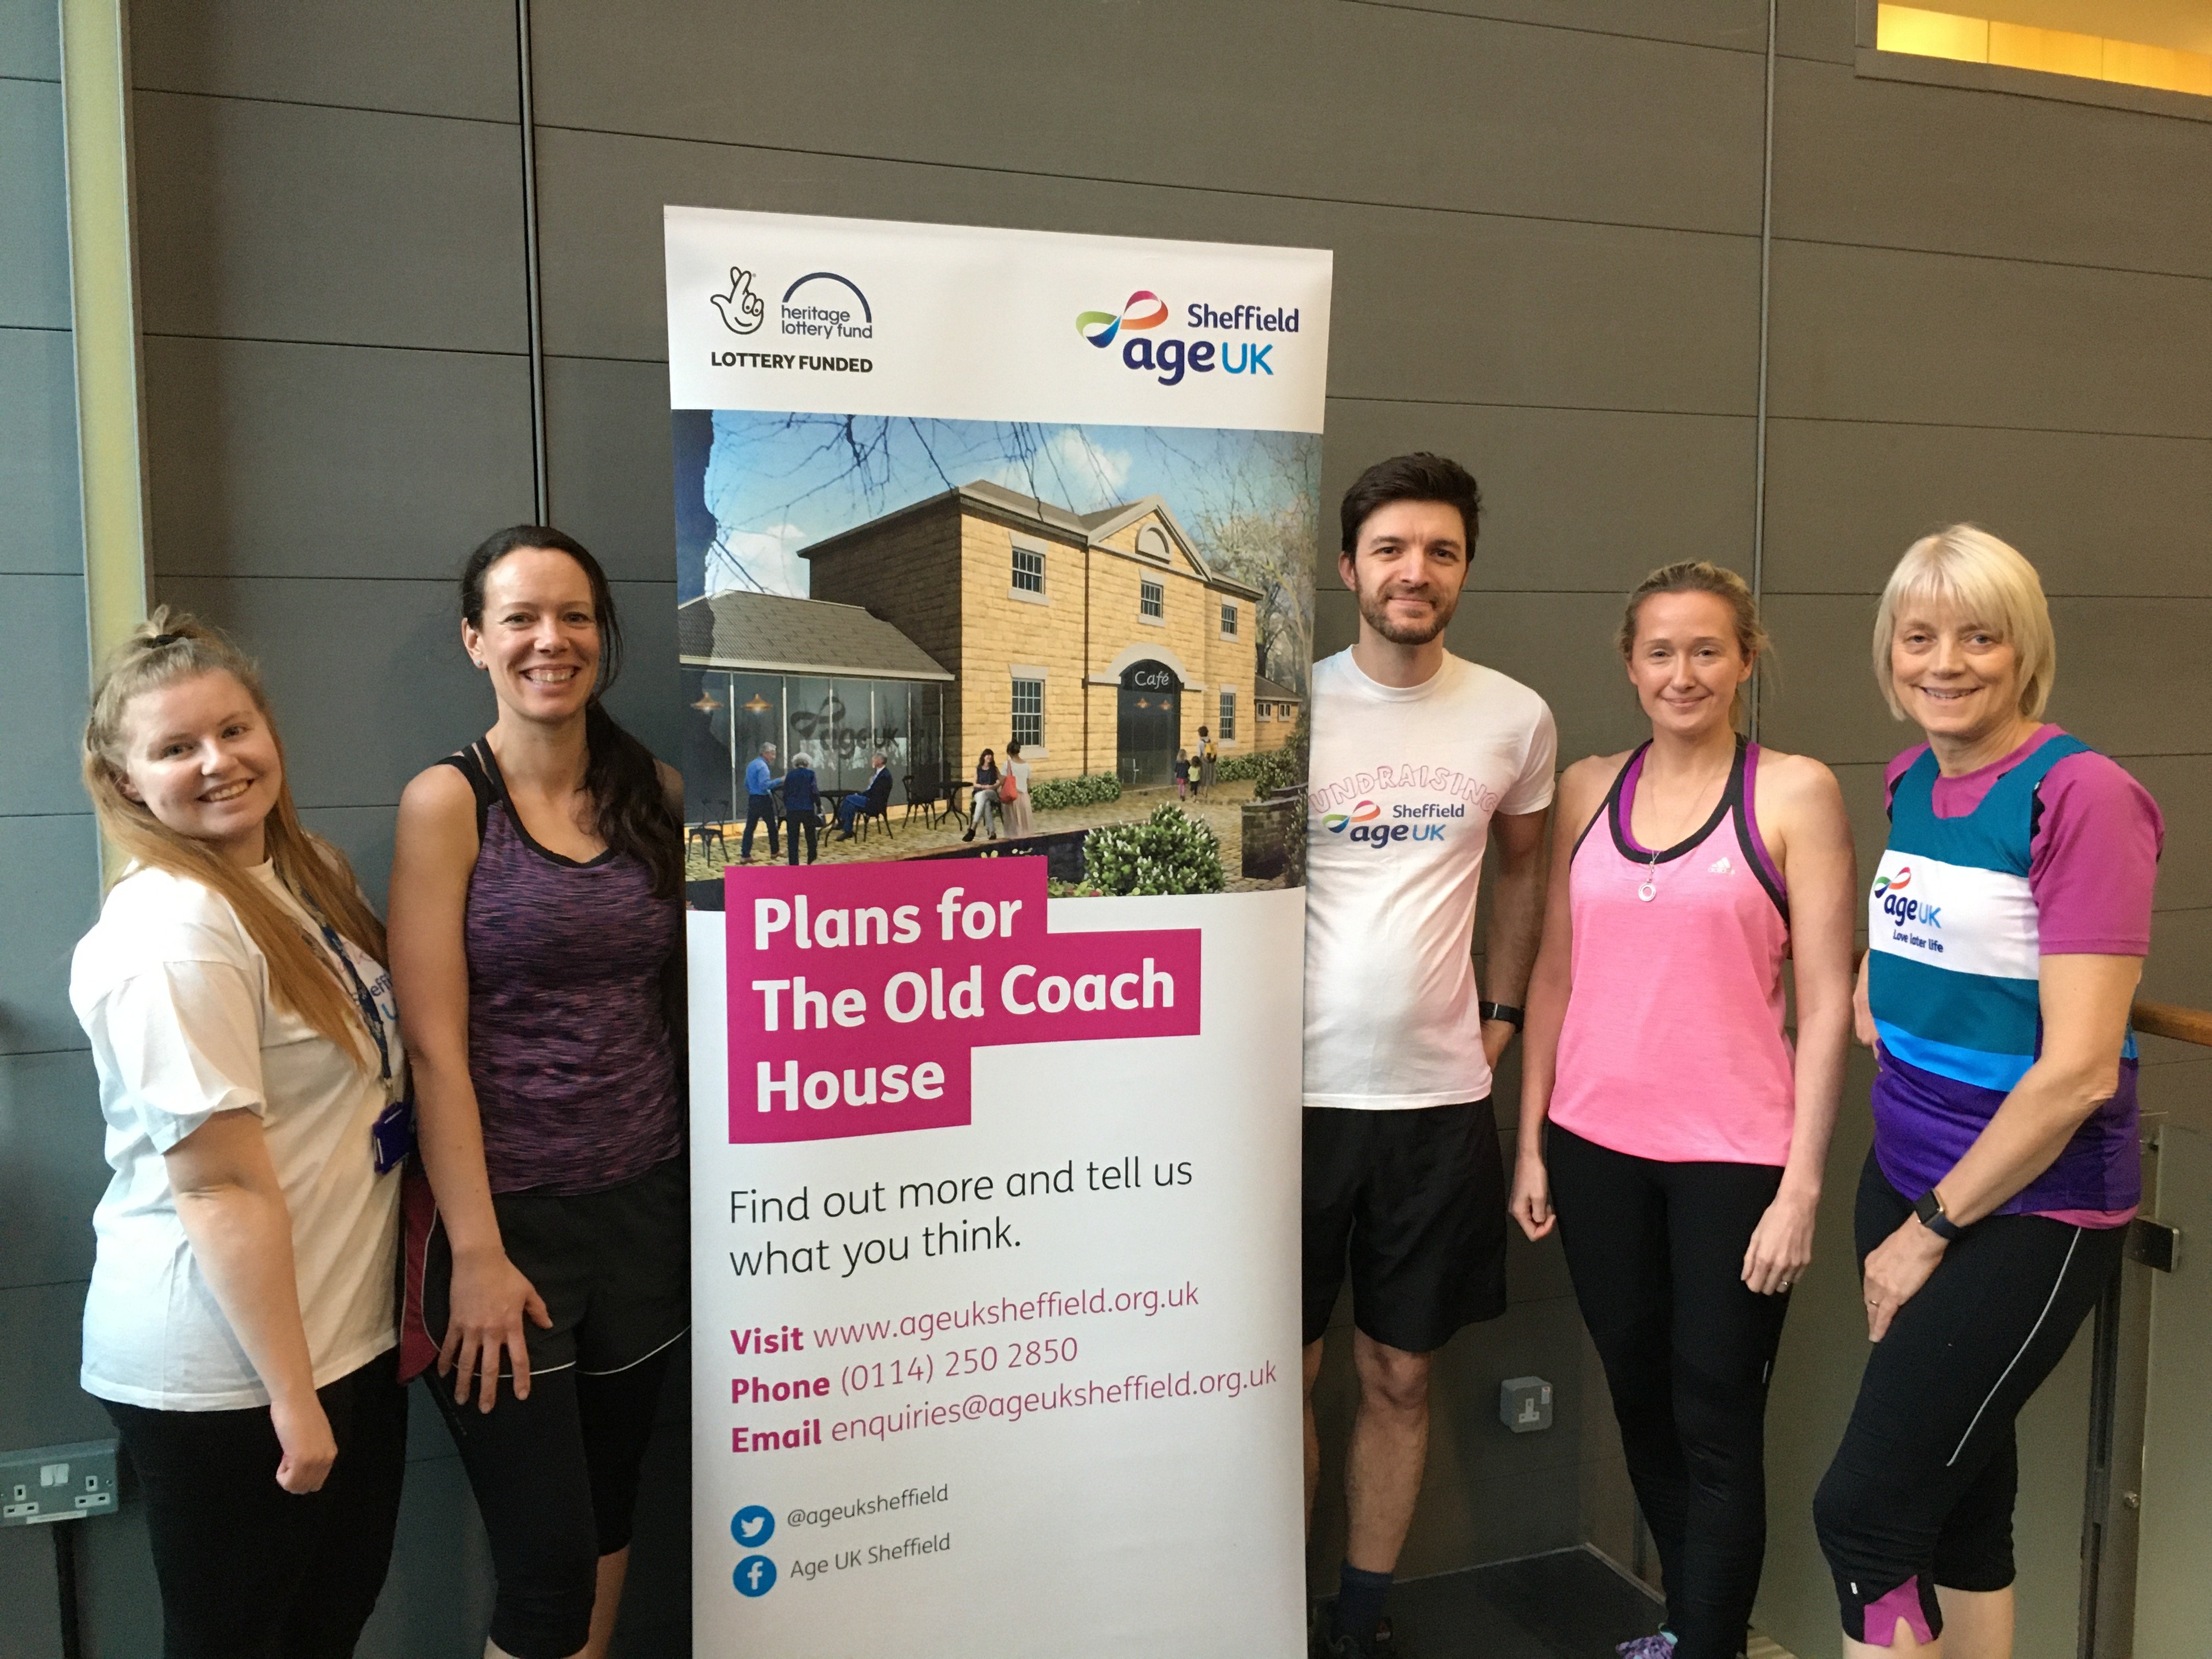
[72,612,409,1659]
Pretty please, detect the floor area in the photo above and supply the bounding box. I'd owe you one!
[1350,1548,1797,1659]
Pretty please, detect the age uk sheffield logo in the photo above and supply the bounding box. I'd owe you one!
[1075,288,1295,385]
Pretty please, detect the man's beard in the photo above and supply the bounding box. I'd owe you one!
[1357,582,1458,646]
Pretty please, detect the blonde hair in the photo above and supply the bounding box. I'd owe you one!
[82,609,386,1069]
[1872,526,2054,722]
[1618,561,1771,725]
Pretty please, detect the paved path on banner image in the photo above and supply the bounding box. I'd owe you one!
[686,780,1286,892]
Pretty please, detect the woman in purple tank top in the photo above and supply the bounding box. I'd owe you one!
[388,527,686,1659]
[1510,562,1859,1659]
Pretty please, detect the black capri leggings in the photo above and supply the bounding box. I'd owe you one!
[1548,1124,1792,1659]
[102,1348,408,1659]
[1813,1150,2124,1646]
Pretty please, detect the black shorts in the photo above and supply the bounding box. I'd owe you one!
[416,1156,689,1376]
[1302,1099,1508,1353]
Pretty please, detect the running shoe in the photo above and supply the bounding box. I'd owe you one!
[1615,1636,1677,1658]
[1307,1607,1409,1658]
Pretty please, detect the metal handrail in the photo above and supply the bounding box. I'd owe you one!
[2133,1000,2212,1048]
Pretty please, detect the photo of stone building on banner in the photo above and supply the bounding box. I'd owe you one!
[674,415,1317,898]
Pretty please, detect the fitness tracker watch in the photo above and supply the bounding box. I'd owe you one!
[1914,1187,1963,1242]
[1479,1001,1525,1029]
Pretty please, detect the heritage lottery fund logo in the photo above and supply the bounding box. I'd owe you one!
[708,263,876,374]
[1076,289,1299,385]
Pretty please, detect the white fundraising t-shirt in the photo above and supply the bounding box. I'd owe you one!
[1302,650,1558,1109]
[71,864,403,1409]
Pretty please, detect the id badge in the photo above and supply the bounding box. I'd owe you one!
[370,1097,417,1176]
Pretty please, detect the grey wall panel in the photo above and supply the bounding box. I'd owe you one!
[133,92,529,352]
[1773,57,2212,279]
[1305,3,1766,234]
[0,79,70,329]
[1762,594,2212,766]
[0,0,59,79]
[603,579,681,768]
[0,1048,103,1289]
[300,804,400,915]
[354,1456,498,1659]
[2132,755,2210,913]
[1774,0,1854,64]
[0,815,100,1056]
[535,128,1762,413]
[0,1522,64,1659]
[0,574,92,815]
[1763,419,2212,597]
[531,0,1327,200]
[1321,402,1756,593]
[144,336,535,580]
[2144,907,2211,1009]
[1347,0,1768,53]
[0,326,84,574]
[155,575,489,808]
[0,1281,109,1448]
[1765,239,2212,437]
[544,355,679,583]
[129,0,518,122]
[534,0,1762,234]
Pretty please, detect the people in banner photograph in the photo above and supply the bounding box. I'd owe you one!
[741,740,780,861]
[72,612,410,1659]
[674,413,1317,897]
[836,751,894,838]
[782,751,820,865]
[1512,562,1859,1659]
[1301,454,1556,1659]
[388,527,690,1659]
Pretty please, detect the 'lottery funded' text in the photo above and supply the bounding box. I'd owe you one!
[724,856,1203,1144]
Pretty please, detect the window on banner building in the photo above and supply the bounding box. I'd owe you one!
[1221,601,1237,637]
[1012,678,1043,749]
[1218,689,1236,742]
[1012,541,1045,595]
[1140,579,1164,620]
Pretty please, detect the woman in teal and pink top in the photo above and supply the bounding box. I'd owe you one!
[1514,561,1860,1659]
[1814,527,2161,1659]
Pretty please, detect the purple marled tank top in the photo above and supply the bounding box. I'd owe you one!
[444,741,684,1196]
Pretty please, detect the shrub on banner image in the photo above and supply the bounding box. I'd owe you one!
[1250,705,1310,799]
[1082,804,1227,896]
[1031,771,1122,811]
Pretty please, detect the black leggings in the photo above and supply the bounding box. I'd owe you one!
[1813,1151,2124,1646]
[427,1344,676,1659]
[101,1349,408,1659]
[1548,1125,1791,1659]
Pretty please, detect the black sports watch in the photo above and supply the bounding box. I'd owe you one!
[1480,1001,1525,1029]
[1914,1187,1963,1242]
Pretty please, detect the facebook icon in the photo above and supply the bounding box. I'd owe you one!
[734,1554,778,1598]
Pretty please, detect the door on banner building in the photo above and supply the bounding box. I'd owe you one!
[1118,659,1182,787]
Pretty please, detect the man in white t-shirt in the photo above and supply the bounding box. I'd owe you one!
[1302,453,1556,1658]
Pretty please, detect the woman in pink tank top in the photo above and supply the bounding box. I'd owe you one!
[1510,562,1859,1659]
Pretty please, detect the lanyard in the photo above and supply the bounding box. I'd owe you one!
[302,901,393,1090]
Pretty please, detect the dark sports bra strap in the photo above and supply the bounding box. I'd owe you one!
[436,740,499,841]
[1572,742,1647,862]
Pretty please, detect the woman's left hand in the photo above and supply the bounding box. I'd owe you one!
[1741,1187,1817,1295]
[1860,1218,1948,1340]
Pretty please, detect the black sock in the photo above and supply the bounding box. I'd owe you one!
[1333,1562,1392,1644]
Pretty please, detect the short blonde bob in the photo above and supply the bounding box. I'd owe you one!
[1872,524,2055,723]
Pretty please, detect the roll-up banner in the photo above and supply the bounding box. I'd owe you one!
[668,207,1331,1657]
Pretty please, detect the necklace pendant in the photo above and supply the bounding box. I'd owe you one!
[1638,881,1656,902]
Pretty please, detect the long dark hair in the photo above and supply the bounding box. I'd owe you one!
[462,526,684,899]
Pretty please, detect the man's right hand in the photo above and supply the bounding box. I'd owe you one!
[440,1246,552,1412]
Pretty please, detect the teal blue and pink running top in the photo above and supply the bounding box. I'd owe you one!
[1868,725,2163,1224]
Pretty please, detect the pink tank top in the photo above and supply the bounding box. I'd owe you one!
[1549,738,1796,1166]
